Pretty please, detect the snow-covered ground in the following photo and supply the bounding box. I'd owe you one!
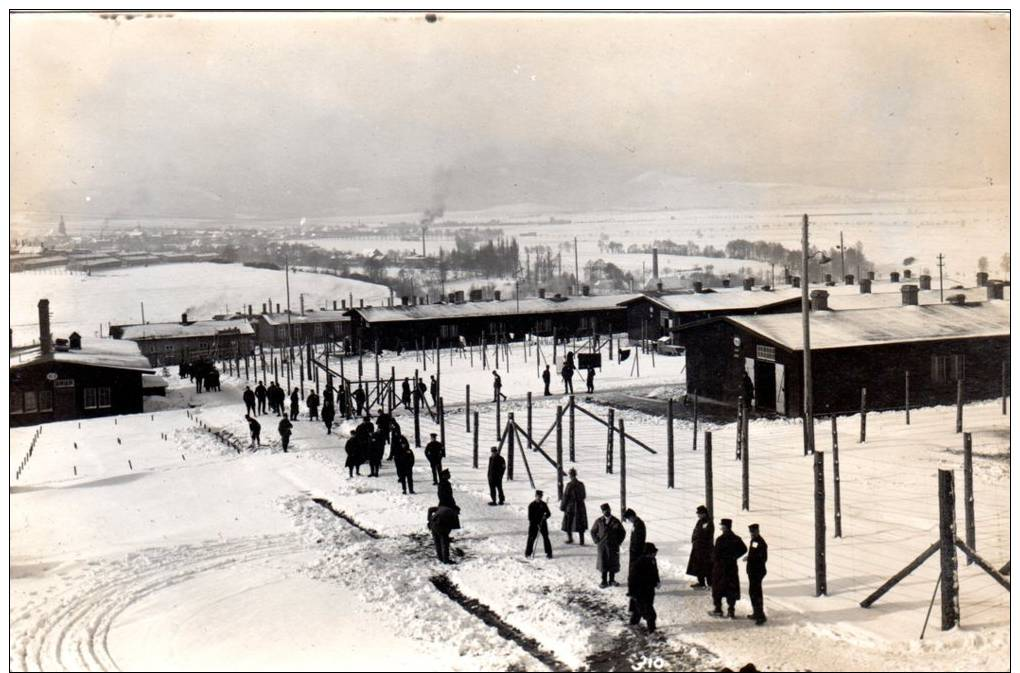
[9,343,1010,671]
[9,263,391,346]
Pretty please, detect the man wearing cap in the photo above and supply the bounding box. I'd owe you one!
[525,490,553,559]
[424,432,445,485]
[591,503,626,588]
[560,468,589,545]
[628,542,660,633]
[710,518,748,618]
[428,505,458,564]
[746,523,769,625]
[686,505,714,589]
[487,446,506,506]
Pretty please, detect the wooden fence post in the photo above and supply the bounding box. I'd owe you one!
[956,378,964,433]
[465,385,471,432]
[963,432,975,565]
[741,414,750,511]
[938,469,961,630]
[413,369,421,447]
[439,396,445,449]
[496,393,502,443]
[606,408,615,474]
[507,412,515,481]
[666,398,675,488]
[472,411,479,469]
[619,418,627,513]
[692,392,699,451]
[704,431,714,521]
[527,391,533,445]
[556,405,564,500]
[905,370,911,425]
[859,388,867,443]
[569,395,576,462]
[814,451,827,596]
[1002,361,1008,415]
[832,415,842,538]
[736,396,744,460]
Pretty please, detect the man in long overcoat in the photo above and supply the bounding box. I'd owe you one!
[591,503,626,587]
[686,505,714,589]
[623,508,646,580]
[628,543,660,633]
[394,435,415,495]
[487,446,506,505]
[746,523,769,625]
[711,518,748,618]
[560,468,588,545]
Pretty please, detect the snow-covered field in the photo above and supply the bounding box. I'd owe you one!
[9,340,1009,672]
[9,263,391,346]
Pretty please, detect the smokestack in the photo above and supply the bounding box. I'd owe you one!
[844,274,854,285]
[582,285,590,296]
[901,284,919,306]
[692,281,703,293]
[652,248,659,279]
[859,278,872,294]
[890,271,900,283]
[538,288,546,299]
[742,278,753,291]
[38,299,52,355]
[919,275,931,290]
[810,289,830,311]
[977,272,989,287]
[987,281,1005,300]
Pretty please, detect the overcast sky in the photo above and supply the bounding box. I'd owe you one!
[10,11,1010,219]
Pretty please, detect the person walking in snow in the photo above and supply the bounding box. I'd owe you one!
[436,469,461,530]
[586,367,596,394]
[487,446,506,505]
[745,523,768,625]
[542,365,552,396]
[492,370,507,402]
[353,385,367,416]
[243,386,256,416]
[289,388,300,420]
[369,429,386,477]
[278,416,293,452]
[711,518,748,619]
[401,377,412,409]
[591,503,626,588]
[628,543,660,633]
[429,375,439,407]
[428,505,457,564]
[393,434,415,495]
[424,433,445,485]
[246,414,261,449]
[623,508,646,580]
[686,505,714,589]
[306,390,320,421]
[560,468,588,545]
[321,399,335,434]
[345,435,363,477]
[255,381,268,414]
[561,360,575,394]
[526,490,554,559]
[376,407,393,444]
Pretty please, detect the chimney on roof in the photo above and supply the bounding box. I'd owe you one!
[333,300,338,310]
[38,299,52,355]
[247,304,253,317]
[652,248,659,279]
[824,273,832,284]
[810,289,830,311]
[859,278,872,294]
[783,267,791,285]
[455,290,465,303]
[494,290,501,301]
[300,295,305,314]
[742,278,754,291]
[69,331,82,350]
[469,289,483,302]
[692,281,703,293]
[341,299,347,309]
[276,303,281,312]
[903,269,912,279]
[844,274,855,285]
[919,275,932,290]
[448,292,455,303]
[538,288,546,299]
[947,293,967,306]
[868,271,875,281]
[402,296,409,306]
[359,299,364,308]
[582,285,590,296]
[656,281,663,293]
[262,303,267,313]
[792,276,800,288]
[890,271,900,283]
[977,272,989,287]
[901,284,919,306]
[181,312,189,325]
[722,278,731,288]
[987,281,1005,300]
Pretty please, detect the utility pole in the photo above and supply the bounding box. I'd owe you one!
[421,226,427,257]
[801,214,816,456]
[937,254,945,303]
[839,231,846,282]
[574,237,580,294]
[285,254,294,389]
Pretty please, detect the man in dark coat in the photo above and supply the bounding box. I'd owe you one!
[424,433,445,485]
[429,375,439,406]
[560,468,588,545]
[542,365,551,396]
[344,435,363,477]
[401,378,412,408]
[526,490,553,559]
[711,518,748,618]
[628,543,660,633]
[428,505,458,564]
[246,415,261,448]
[492,371,506,402]
[278,416,293,452]
[591,503,626,587]
[687,505,714,589]
[243,386,257,416]
[746,523,768,625]
[561,361,574,394]
[487,446,506,505]
[306,391,320,421]
[436,469,461,530]
[376,407,393,443]
[623,509,646,580]
[416,379,428,407]
[586,368,596,394]
[289,388,300,420]
[368,429,386,477]
[255,381,268,414]
[321,400,335,434]
[353,386,367,416]
[272,382,285,416]
[742,370,755,409]
[393,434,415,494]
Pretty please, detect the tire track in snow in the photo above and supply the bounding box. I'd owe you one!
[11,534,301,672]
